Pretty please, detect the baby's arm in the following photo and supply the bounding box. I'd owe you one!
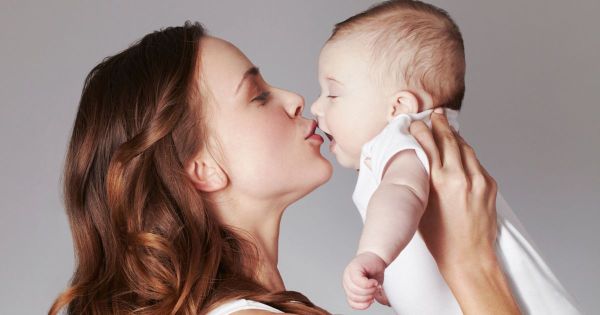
[358,149,429,263]
[343,149,429,309]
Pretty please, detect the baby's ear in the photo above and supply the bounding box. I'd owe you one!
[387,91,419,122]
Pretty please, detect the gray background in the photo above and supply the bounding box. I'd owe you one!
[1,1,598,314]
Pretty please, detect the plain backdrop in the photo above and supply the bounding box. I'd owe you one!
[1,1,598,314]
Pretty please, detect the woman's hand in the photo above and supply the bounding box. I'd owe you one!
[409,108,521,314]
[410,109,498,271]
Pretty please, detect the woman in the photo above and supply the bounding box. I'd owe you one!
[49,22,519,315]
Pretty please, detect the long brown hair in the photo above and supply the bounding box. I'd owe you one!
[49,21,328,315]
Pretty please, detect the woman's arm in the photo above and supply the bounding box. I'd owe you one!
[409,109,521,315]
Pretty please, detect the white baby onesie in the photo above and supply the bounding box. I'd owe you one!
[352,108,580,315]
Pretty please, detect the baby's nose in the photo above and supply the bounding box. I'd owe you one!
[310,99,323,117]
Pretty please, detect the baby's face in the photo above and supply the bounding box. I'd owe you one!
[311,38,389,169]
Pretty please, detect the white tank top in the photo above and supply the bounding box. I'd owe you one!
[206,299,283,315]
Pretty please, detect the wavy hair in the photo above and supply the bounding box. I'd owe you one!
[49,21,328,315]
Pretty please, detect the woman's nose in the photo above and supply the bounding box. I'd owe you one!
[280,89,305,118]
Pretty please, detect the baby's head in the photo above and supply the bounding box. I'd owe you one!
[311,0,465,169]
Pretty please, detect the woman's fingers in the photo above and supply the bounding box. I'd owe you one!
[410,120,441,171]
[430,111,463,171]
[454,131,480,178]
[455,132,498,197]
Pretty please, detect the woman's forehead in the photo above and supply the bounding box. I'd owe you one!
[199,36,254,98]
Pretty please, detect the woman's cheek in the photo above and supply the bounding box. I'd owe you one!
[248,119,296,166]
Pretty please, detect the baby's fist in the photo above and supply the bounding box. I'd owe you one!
[342,252,388,310]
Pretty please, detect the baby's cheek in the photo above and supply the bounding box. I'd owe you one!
[338,133,364,158]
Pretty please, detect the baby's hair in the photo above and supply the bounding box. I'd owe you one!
[329,0,465,110]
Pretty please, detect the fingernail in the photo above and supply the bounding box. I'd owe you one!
[434,107,444,114]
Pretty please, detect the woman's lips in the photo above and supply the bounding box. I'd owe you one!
[305,120,324,144]
[316,127,335,151]
[305,120,318,139]
[307,133,324,143]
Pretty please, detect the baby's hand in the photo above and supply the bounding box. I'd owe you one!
[342,251,388,310]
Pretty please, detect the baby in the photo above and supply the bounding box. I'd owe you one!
[311,1,581,314]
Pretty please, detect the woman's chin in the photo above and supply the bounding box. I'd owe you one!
[293,159,333,201]
[317,158,334,183]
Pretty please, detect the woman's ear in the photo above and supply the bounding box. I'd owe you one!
[185,152,228,192]
[387,90,420,122]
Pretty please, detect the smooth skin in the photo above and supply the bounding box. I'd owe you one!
[413,109,520,315]
[312,37,443,310]
[188,36,333,294]
[190,37,518,315]
[234,110,520,315]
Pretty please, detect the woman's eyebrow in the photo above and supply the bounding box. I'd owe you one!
[235,66,260,94]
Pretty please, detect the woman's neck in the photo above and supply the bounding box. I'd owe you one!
[214,194,287,292]
[245,209,286,292]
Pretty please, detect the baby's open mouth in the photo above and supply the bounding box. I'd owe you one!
[319,129,334,142]
[316,127,337,152]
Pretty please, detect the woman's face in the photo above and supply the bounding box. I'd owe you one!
[199,37,332,203]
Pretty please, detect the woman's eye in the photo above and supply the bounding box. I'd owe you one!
[252,91,271,105]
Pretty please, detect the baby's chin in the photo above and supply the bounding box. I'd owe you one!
[334,151,361,170]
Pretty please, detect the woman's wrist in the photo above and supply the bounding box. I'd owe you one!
[441,254,521,315]
[438,245,498,278]
[441,254,501,287]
